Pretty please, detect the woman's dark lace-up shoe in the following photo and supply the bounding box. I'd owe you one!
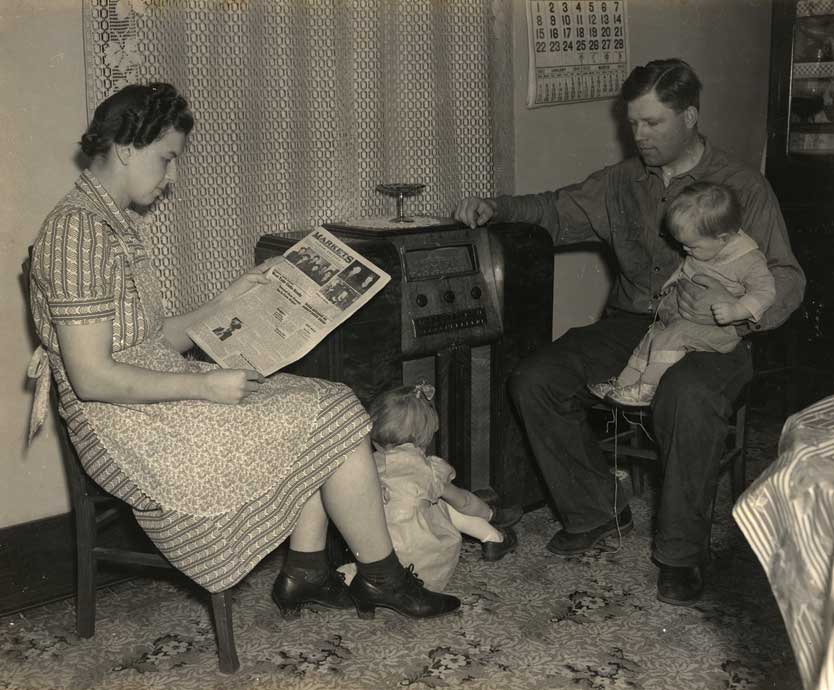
[272,569,354,619]
[348,564,460,619]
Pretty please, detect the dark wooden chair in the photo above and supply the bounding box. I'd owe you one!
[595,388,748,502]
[23,254,240,674]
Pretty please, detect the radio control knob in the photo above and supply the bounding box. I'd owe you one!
[416,294,428,307]
[443,290,455,303]
[470,286,482,299]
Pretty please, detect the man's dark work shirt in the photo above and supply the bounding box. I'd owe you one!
[494,139,805,334]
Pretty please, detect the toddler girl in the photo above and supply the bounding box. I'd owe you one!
[364,383,521,592]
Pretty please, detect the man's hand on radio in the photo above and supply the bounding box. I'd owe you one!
[453,197,497,229]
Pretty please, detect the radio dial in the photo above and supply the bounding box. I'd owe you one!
[416,294,428,307]
[443,290,455,303]
[470,286,482,299]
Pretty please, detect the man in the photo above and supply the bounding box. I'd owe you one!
[453,58,805,606]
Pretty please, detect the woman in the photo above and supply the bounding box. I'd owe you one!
[27,82,459,620]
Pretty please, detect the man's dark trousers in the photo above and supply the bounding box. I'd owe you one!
[507,309,753,566]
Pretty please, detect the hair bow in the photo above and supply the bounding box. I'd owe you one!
[414,382,435,401]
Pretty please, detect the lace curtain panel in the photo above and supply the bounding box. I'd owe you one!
[82,0,498,314]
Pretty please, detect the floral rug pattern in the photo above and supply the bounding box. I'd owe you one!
[0,415,803,690]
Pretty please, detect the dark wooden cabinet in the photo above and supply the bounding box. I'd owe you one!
[763,0,834,408]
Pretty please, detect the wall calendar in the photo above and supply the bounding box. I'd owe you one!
[526,0,629,107]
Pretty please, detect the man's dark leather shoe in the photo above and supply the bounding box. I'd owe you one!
[482,527,518,562]
[546,506,633,556]
[272,570,354,619]
[348,564,460,620]
[490,505,524,530]
[656,564,703,607]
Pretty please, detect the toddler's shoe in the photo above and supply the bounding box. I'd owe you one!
[482,527,518,562]
[490,504,523,530]
[472,488,523,529]
[606,382,656,408]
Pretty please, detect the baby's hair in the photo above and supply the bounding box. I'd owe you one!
[369,384,439,450]
[665,181,742,239]
[80,82,193,158]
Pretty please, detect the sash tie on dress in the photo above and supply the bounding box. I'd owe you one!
[27,345,51,444]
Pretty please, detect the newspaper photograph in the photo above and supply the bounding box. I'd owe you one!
[187,228,391,376]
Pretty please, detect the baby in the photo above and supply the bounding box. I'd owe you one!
[591,181,775,407]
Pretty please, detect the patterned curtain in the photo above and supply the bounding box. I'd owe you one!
[82,0,498,314]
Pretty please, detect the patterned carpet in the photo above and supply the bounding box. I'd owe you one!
[0,410,803,690]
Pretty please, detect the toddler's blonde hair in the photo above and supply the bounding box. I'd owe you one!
[369,385,439,450]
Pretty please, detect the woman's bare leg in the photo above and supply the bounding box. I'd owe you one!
[289,491,328,552]
[273,488,353,617]
[321,436,392,563]
[279,435,460,619]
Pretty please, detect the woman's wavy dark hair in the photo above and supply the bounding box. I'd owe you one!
[80,82,193,158]
[621,58,702,113]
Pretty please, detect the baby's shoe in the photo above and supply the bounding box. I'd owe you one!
[606,382,657,408]
[588,379,618,400]
[482,527,518,562]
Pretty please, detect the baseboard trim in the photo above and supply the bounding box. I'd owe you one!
[0,511,150,618]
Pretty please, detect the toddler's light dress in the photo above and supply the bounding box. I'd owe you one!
[374,443,461,591]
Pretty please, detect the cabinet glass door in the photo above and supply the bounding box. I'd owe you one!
[789,0,834,154]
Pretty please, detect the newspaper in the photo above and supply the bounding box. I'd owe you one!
[187,228,391,376]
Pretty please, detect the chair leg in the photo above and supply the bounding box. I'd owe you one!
[629,464,644,496]
[731,404,748,502]
[75,502,98,638]
[210,589,240,674]
[628,421,646,496]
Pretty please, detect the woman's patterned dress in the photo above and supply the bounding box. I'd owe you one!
[27,171,370,593]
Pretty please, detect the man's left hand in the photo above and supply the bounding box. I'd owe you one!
[677,274,737,325]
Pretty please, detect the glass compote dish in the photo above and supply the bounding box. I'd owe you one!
[375,183,425,223]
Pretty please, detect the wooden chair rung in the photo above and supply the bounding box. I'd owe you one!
[598,440,659,460]
[94,506,122,529]
[92,547,172,569]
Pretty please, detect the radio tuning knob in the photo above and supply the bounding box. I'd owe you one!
[416,294,428,307]
[443,290,455,303]
[470,286,482,299]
